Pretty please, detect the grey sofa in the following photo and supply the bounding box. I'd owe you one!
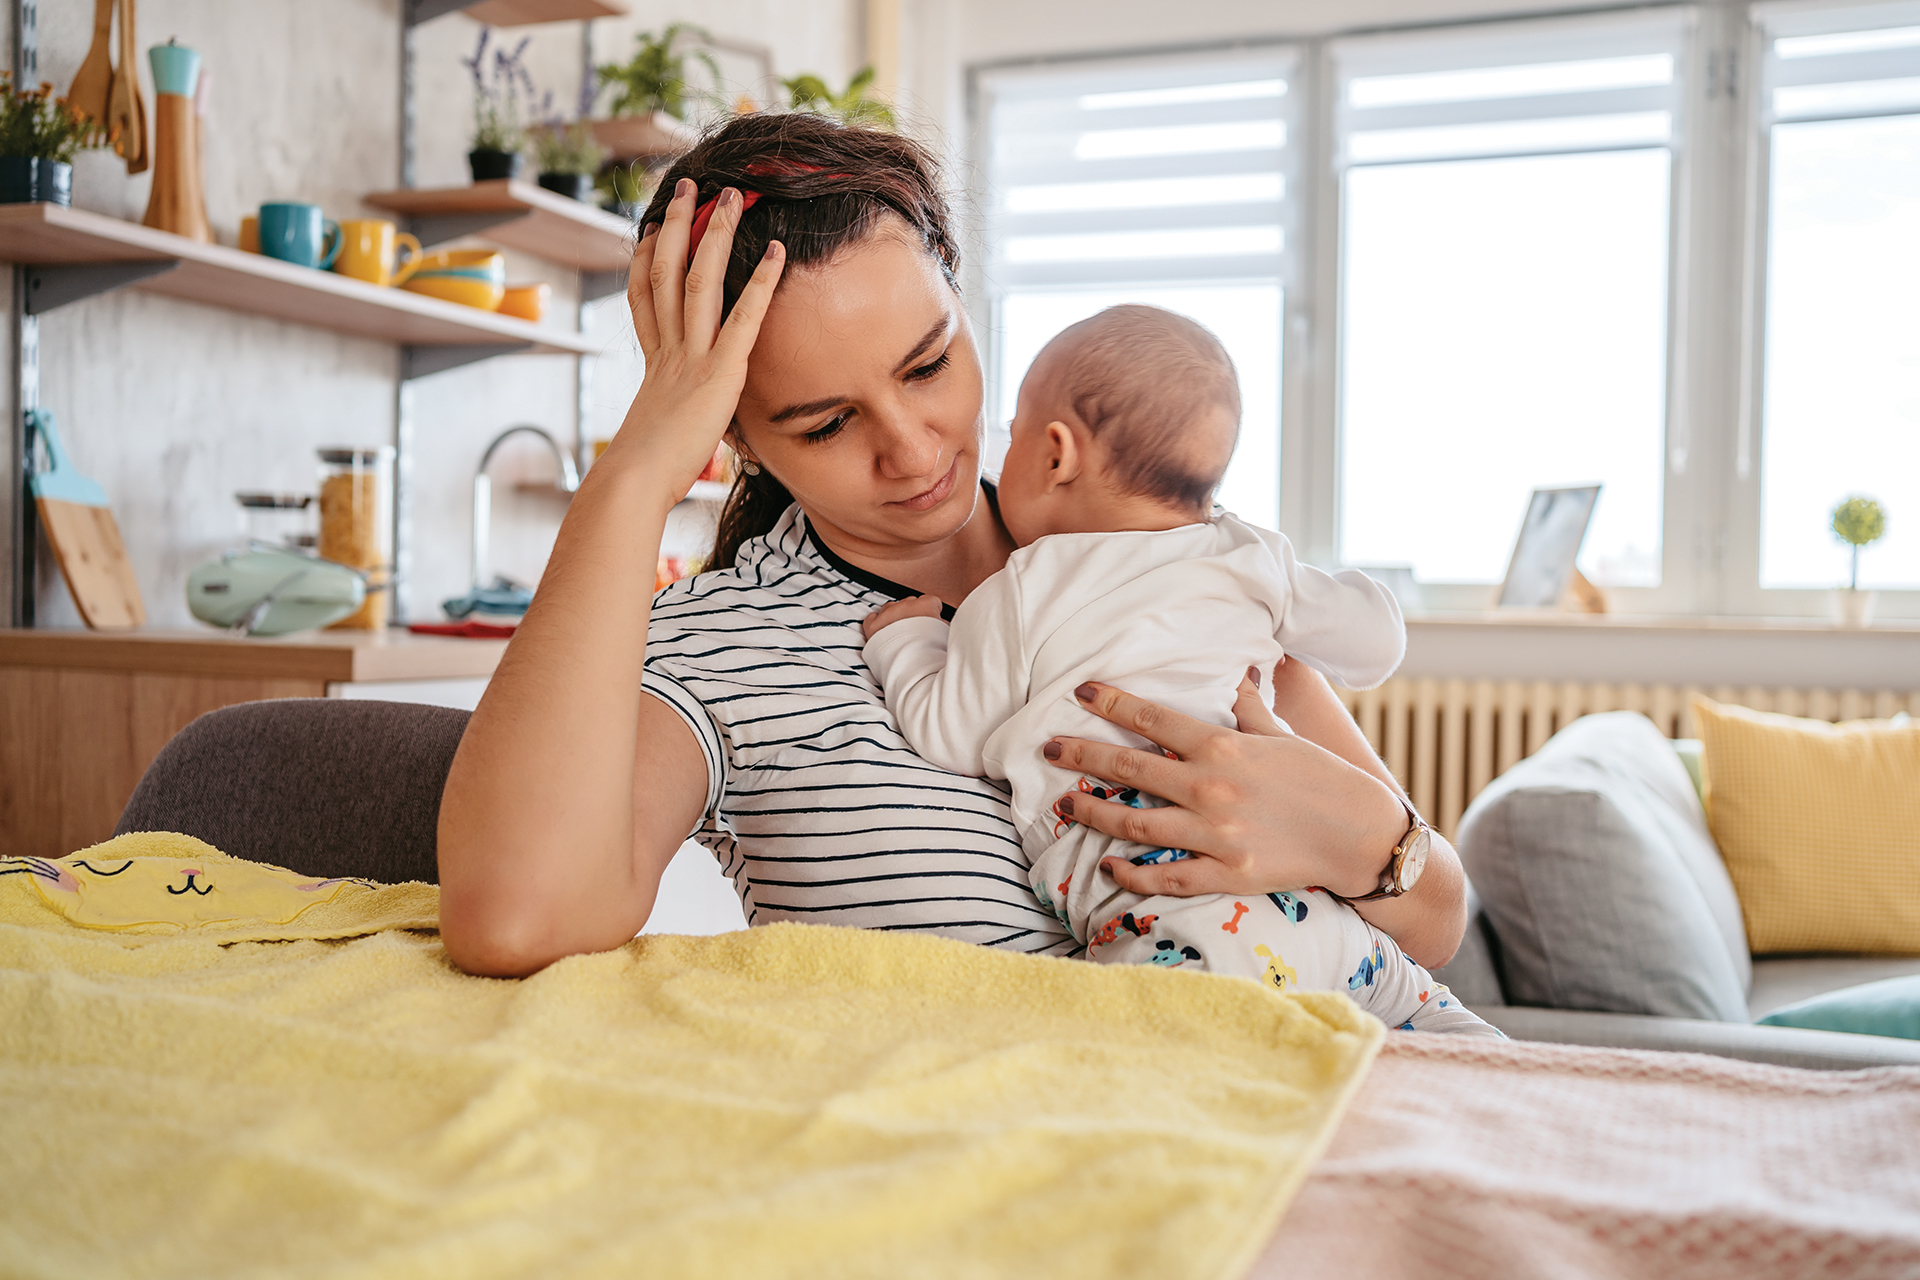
[1432,711,1920,1069]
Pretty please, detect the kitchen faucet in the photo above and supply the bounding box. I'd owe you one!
[471,425,580,591]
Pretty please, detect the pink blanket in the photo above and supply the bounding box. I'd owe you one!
[1257,1033,1920,1278]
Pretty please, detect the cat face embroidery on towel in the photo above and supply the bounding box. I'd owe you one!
[10,855,368,931]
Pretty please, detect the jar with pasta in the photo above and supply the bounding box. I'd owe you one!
[316,446,394,629]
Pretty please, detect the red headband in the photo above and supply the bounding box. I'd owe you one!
[683,160,832,265]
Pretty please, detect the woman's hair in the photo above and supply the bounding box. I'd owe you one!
[635,112,962,570]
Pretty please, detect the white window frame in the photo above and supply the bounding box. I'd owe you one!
[967,0,1920,620]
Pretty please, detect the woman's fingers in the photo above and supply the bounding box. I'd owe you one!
[682,187,739,347]
[648,178,697,347]
[713,240,787,366]
[1052,787,1211,859]
[1100,853,1240,899]
[1073,682,1229,761]
[628,223,662,355]
[1045,736,1188,804]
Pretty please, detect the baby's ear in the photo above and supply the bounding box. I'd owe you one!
[1044,420,1081,484]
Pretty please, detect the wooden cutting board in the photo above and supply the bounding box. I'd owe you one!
[28,408,146,630]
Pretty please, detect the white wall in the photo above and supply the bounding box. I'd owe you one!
[12,0,853,629]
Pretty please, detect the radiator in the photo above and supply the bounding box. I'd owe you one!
[1336,679,1920,839]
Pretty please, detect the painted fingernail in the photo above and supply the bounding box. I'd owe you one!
[1074,683,1098,703]
[1055,795,1076,818]
[1043,740,1062,761]
[766,240,785,260]
[1247,665,1260,687]
[676,177,695,198]
[640,222,659,240]
[721,186,740,208]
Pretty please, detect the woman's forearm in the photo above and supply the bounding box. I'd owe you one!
[437,440,687,976]
[1267,658,1468,968]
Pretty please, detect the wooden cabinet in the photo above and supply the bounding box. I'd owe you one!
[0,629,504,858]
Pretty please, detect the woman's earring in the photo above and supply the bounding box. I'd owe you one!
[742,460,761,476]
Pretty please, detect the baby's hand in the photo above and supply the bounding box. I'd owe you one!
[861,594,944,640]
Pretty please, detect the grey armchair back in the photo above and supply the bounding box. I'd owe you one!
[115,698,470,885]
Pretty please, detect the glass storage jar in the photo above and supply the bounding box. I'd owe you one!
[234,491,315,552]
[316,446,393,629]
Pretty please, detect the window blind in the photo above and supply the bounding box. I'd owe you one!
[1332,11,1691,167]
[979,50,1294,289]
[1757,0,1920,123]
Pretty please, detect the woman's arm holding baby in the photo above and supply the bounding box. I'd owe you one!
[1044,665,1468,969]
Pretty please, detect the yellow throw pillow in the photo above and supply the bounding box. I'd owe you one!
[1692,696,1920,956]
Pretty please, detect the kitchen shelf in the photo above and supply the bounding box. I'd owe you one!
[592,112,701,164]
[0,203,598,365]
[365,179,635,275]
[683,480,730,503]
[407,0,628,27]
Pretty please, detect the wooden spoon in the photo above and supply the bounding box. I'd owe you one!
[67,0,115,132]
[107,0,147,173]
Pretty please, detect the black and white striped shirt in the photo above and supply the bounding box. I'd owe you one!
[643,503,1078,955]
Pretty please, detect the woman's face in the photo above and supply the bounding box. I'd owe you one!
[731,223,986,555]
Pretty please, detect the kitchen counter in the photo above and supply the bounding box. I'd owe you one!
[0,627,508,683]
[0,626,508,859]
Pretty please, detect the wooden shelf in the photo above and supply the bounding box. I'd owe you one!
[460,0,627,25]
[592,113,700,163]
[0,203,597,359]
[684,480,730,504]
[365,179,635,274]
[0,627,507,683]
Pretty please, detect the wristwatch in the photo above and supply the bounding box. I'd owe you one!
[1349,799,1431,901]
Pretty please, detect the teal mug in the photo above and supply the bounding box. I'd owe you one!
[259,202,341,270]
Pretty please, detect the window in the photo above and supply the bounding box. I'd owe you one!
[1755,2,1920,589]
[977,51,1294,527]
[1332,15,1687,590]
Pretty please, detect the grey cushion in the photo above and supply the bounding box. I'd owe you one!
[1456,711,1751,1022]
[115,698,470,885]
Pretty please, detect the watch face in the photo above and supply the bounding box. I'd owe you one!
[1396,827,1431,892]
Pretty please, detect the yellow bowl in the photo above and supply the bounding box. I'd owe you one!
[400,250,506,311]
[498,282,550,323]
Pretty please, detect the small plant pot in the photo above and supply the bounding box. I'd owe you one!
[1831,588,1877,628]
[537,171,594,202]
[468,149,521,182]
[0,157,72,206]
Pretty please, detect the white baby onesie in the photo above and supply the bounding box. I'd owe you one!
[862,515,1497,1035]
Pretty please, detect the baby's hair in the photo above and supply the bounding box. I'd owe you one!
[1048,305,1241,514]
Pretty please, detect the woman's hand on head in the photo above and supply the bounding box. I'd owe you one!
[614,178,786,498]
[1044,674,1407,903]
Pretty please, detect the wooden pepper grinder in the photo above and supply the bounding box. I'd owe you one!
[142,39,210,243]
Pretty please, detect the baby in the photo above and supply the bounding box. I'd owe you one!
[862,305,1495,1035]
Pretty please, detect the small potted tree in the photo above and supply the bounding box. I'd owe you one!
[531,121,607,202]
[0,73,102,205]
[591,24,714,163]
[1830,496,1888,627]
[463,28,536,182]
[781,67,896,130]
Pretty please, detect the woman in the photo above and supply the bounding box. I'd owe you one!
[437,113,1466,978]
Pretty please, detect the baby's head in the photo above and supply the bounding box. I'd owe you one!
[996,305,1240,547]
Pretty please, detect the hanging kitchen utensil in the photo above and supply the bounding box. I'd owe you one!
[107,0,147,174]
[68,0,115,133]
[26,408,146,630]
[142,39,209,241]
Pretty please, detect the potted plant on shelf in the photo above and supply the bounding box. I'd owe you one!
[530,121,607,202]
[1830,495,1888,627]
[0,73,102,205]
[463,28,537,182]
[591,23,715,163]
[781,67,896,130]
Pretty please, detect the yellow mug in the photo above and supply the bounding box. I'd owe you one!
[399,249,505,311]
[334,218,423,287]
[238,214,259,253]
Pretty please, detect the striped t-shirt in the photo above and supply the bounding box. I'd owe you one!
[642,503,1078,956]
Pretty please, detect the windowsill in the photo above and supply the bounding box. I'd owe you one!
[1396,611,1920,688]
[1405,611,1920,635]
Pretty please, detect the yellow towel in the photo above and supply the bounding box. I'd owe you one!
[0,835,1382,1280]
